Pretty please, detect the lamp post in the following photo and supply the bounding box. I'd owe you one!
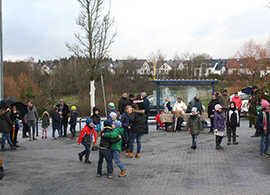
[0,0,3,100]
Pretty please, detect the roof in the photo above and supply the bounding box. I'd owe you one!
[152,79,219,86]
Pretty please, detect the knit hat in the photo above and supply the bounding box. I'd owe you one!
[261,99,270,108]
[215,104,222,111]
[108,102,115,112]
[109,112,117,119]
[86,118,93,126]
[112,120,122,128]
[71,106,77,111]
[103,120,112,127]
[191,107,198,113]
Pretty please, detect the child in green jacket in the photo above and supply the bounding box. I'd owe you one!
[103,120,127,177]
[187,107,203,150]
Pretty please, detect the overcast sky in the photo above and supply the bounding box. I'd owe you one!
[3,0,270,61]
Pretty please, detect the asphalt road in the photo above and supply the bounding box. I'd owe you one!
[1,120,270,195]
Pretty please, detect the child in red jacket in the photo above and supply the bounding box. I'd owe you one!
[78,118,97,164]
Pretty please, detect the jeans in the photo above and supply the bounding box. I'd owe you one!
[1,132,13,146]
[260,133,270,155]
[192,135,198,147]
[28,121,36,139]
[112,150,124,171]
[216,135,223,146]
[70,125,76,137]
[123,127,130,150]
[97,149,113,175]
[80,143,92,161]
[129,132,143,154]
[52,126,62,138]
[145,116,149,133]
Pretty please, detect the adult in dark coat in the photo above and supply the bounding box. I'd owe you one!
[56,99,70,137]
[51,107,62,138]
[129,94,135,104]
[141,92,150,133]
[128,105,147,158]
[118,92,131,115]
[249,86,261,137]
[208,94,219,133]
[187,94,204,114]
[10,105,23,146]
[0,109,16,150]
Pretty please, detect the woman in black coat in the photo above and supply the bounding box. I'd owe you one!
[208,94,219,133]
[128,104,147,159]
[0,108,16,150]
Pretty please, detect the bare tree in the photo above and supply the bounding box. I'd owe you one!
[66,0,116,79]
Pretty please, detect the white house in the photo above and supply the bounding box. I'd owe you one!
[41,64,52,75]
[137,61,152,75]
[158,63,172,75]
[206,61,227,76]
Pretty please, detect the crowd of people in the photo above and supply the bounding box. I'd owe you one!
[0,92,150,179]
[158,90,242,150]
[1,86,269,180]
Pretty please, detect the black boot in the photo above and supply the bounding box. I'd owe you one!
[0,166,4,180]
[85,159,92,164]
[78,153,83,162]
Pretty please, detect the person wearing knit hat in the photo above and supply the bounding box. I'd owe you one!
[102,119,126,177]
[97,119,121,178]
[78,118,97,164]
[226,102,240,145]
[256,99,270,158]
[214,104,225,150]
[187,107,203,150]
[261,99,270,109]
[69,106,79,137]
[107,102,119,120]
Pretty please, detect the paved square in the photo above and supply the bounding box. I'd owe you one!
[1,120,270,195]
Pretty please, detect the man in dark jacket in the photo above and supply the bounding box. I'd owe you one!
[118,92,131,115]
[187,94,204,114]
[97,120,121,178]
[141,92,150,133]
[56,99,70,137]
[208,94,219,133]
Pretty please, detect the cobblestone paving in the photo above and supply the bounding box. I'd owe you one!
[1,120,270,195]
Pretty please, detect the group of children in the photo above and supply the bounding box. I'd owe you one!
[40,105,79,139]
[187,101,240,150]
[77,102,147,178]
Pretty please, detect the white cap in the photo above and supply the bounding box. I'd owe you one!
[110,112,117,118]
